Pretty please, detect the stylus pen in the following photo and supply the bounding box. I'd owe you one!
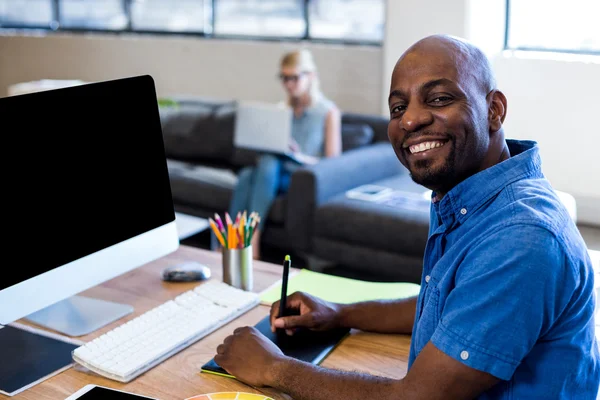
[278,255,291,318]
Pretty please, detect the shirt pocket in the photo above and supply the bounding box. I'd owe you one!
[413,284,441,354]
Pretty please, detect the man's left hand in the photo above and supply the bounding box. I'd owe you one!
[214,326,286,387]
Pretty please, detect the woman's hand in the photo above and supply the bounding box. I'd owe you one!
[289,138,301,153]
[289,138,319,165]
[295,153,319,165]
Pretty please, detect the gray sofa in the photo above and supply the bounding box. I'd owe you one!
[159,96,429,283]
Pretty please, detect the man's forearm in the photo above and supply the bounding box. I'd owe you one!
[271,358,401,400]
[337,296,417,334]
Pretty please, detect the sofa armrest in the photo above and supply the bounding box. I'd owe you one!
[285,142,406,252]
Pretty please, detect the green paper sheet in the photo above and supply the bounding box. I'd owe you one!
[260,269,421,305]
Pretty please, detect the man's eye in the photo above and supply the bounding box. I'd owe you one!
[391,105,406,114]
[430,96,452,105]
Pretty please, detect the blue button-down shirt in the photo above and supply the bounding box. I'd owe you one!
[408,139,599,399]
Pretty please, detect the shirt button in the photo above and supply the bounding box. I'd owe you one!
[460,350,469,360]
[425,275,431,283]
[460,208,467,215]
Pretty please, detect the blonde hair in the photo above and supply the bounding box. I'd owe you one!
[280,49,322,106]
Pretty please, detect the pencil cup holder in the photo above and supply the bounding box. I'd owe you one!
[222,246,253,291]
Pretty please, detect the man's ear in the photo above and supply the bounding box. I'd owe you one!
[487,90,507,133]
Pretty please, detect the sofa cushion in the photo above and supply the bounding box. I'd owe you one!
[160,99,237,163]
[167,159,237,211]
[230,147,261,169]
[313,174,430,257]
[341,123,374,152]
[341,113,390,143]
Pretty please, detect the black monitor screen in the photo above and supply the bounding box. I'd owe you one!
[0,75,174,291]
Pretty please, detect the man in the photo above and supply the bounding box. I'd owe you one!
[214,34,600,399]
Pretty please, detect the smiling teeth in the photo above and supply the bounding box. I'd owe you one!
[409,141,445,154]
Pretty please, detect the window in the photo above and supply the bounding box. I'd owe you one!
[214,0,305,38]
[0,0,53,27]
[131,0,211,33]
[60,0,127,30]
[309,0,384,43]
[506,0,599,55]
[0,0,385,45]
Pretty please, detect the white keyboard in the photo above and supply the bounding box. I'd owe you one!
[72,280,260,382]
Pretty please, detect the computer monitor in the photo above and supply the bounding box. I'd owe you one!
[0,75,179,336]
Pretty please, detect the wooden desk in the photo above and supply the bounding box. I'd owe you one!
[4,245,410,400]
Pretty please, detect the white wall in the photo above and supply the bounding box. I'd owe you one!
[0,33,382,114]
[493,52,600,224]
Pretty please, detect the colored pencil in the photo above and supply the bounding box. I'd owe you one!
[208,218,225,247]
[239,213,246,245]
[214,213,225,233]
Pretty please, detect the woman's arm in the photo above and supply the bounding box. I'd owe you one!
[324,106,342,158]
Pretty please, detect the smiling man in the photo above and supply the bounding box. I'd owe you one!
[213,35,600,399]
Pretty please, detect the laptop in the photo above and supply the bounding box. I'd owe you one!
[233,101,302,163]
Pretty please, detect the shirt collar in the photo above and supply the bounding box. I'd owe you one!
[434,139,543,229]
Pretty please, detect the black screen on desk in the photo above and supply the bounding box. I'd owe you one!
[0,75,175,291]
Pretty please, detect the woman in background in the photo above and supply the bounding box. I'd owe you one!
[229,48,342,260]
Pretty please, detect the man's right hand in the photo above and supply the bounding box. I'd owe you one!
[269,291,343,335]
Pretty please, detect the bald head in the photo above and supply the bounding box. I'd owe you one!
[387,34,509,197]
[395,34,496,96]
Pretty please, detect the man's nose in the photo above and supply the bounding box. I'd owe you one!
[400,103,433,133]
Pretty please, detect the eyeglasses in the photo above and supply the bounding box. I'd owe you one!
[278,72,306,83]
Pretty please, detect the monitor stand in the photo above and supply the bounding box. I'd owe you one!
[24,295,133,337]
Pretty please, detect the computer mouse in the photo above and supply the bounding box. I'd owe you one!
[162,261,211,282]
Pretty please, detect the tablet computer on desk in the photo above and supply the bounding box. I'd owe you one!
[201,316,349,378]
[66,384,158,399]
